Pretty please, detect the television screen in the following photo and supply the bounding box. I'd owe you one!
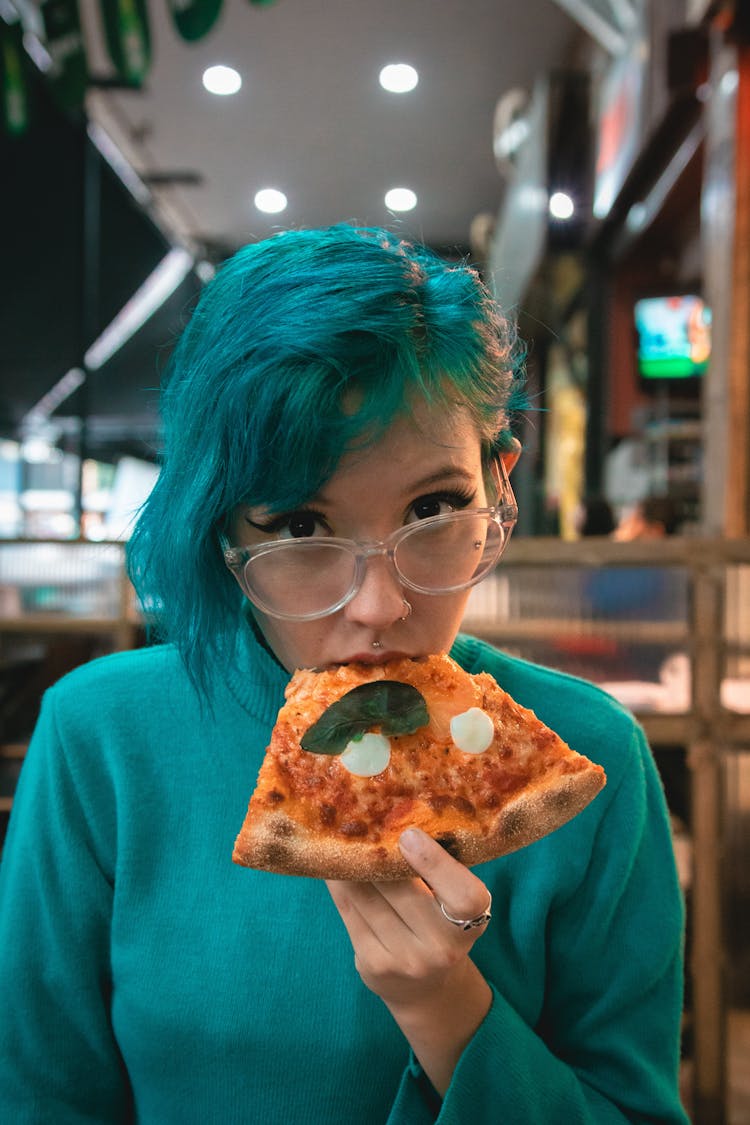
[634,295,711,379]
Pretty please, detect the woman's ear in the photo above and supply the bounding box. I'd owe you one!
[499,436,522,475]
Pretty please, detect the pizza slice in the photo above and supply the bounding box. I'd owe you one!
[232,653,606,880]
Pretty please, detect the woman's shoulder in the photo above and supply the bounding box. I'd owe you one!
[45,644,194,720]
[53,642,184,688]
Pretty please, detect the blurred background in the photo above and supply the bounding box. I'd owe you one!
[0,0,748,1120]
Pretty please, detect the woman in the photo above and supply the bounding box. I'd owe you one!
[0,226,688,1122]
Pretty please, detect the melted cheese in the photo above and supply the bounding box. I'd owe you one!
[339,733,391,776]
[450,707,494,754]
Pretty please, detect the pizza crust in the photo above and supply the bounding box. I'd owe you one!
[232,757,605,880]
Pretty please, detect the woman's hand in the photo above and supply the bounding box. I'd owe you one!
[326,827,493,1096]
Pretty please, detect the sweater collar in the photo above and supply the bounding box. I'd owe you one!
[218,612,291,725]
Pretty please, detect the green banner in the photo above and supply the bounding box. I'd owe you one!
[99,0,151,86]
[0,21,30,136]
[41,0,88,112]
[167,0,223,42]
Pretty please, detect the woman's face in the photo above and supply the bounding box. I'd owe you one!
[230,402,504,673]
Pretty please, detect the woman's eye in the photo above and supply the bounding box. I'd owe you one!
[409,491,475,522]
[245,509,328,539]
[412,497,446,520]
[278,512,326,539]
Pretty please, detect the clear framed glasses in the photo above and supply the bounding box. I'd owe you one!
[221,459,518,621]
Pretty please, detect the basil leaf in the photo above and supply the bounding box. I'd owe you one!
[300,681,429,755]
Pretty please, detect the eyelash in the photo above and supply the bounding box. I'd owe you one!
[246,509,329,535]
[247,488,478,536]
[410,489,476,518]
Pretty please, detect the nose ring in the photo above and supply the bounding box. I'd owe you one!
[372,600,412,647]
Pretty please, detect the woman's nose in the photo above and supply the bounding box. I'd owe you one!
[342,555,408,628]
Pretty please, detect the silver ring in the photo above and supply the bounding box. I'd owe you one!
[439,892,492,931]
[400,599,412,621]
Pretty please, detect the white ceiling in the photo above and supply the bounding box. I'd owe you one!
[83,0,587,258]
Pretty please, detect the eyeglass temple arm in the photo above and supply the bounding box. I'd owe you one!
[489,456,519,520]
[217,529,241,566]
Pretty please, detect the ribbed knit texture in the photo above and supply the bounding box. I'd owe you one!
[0,628,689,1123]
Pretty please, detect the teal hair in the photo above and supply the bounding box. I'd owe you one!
[127,224,526,695]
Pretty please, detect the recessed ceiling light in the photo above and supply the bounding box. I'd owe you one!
[254,188,288,214]
[379,63,418,94]
[384,187,417,212]
[203,65,242,96]
[549,191,574,220]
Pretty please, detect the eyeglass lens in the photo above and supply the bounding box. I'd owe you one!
[246,540,357,618]
[395,512,501,590]
[240,513,505,618]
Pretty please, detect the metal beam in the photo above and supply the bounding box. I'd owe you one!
[603,0,639,34]
[549,0,627,55]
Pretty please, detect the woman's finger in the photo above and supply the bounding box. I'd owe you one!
[327,878,428,948]
[398,828,492,931]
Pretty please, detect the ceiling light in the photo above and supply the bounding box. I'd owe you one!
[195,260,216,283]
[24,368,85,426]
[379,63,418,93]
[720,69,739,96]
[86,248,195,371]
[626,202,647,231]
[202,65,242,96]
[88,122,150,205]
[384,187,417,212]
[549,191,574,220]
[254,188,288,214]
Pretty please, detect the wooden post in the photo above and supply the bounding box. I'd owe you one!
[725,40,750,536]
[689,738,727,1125]
[689,563,727,1124]
[701,35,750,537]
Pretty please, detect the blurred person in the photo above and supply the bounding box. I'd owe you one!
[614,496,682,541]
[574,495,616,537]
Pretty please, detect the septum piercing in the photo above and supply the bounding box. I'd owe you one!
[371,600,412,648]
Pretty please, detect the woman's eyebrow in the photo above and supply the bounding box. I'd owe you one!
[405,466,478,492]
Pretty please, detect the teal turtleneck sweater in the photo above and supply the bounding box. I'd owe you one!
[0,630,688,1123]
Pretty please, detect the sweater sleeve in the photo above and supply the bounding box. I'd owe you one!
[0,687,131,1122]
[387,722,689,1125]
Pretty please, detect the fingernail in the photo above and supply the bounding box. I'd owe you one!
[399,827,424,854]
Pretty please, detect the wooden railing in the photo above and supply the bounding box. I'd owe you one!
[1,535,748,1122]
[463,536,750,1125]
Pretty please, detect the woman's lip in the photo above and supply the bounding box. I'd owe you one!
[340,651,408,665]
